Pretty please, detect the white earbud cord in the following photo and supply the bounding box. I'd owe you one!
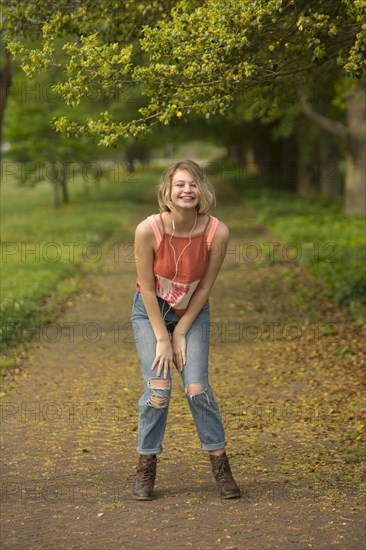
[162,212,198,323]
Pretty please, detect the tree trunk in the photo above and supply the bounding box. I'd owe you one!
[295,122,319,197]
[243,145,259,174]
[225,144,236,163]
[298,82,365,215]
[266,139,286,187]
[59,162,69,204]
[0,51,12,186]
[49,163,60,207]
[345,86,366,216]
[244,145,255,165]
[225,142,245,165]
[318,129,342,198]
[297,154,318,197]
[281,137,297,189]
[53,180,60,207]
[236,142,247,166]
[254,140,270,181]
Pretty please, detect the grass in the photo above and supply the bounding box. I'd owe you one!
[0,162,160,356]
[223,173,366,326]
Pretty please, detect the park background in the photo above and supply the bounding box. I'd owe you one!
[1,0,365,359]
[0,2,365,549]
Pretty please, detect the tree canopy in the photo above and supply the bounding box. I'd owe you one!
[3,0,365,145]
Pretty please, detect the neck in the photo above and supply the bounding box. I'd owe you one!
[170,209,198,233]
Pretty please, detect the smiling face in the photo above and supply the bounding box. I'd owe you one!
[158,160,216,214]
[170,169,201,210]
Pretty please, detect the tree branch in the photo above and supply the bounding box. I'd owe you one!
[297,84,348,141]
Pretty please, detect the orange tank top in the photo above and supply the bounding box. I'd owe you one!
[135,213,219,316]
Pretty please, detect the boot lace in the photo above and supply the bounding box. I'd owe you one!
[215,457,232,484]
[140,459,156,484]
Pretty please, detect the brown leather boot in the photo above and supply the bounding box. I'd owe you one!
[132,454,157,500]
[210,452,241,499]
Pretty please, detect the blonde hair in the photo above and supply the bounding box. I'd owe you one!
[157,159,216,214]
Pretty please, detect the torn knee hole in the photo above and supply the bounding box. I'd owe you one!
[149,378,170,390]
[186,383,206,396]
[148,394,169,408]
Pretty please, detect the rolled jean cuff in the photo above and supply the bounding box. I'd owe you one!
[200,440,227,451]
[137,446,163,455]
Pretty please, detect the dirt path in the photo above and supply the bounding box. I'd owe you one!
[1,203,365,550]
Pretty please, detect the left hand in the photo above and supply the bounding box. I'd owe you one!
[172,332,186,373]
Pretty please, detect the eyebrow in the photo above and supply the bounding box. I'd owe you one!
[174,179,196,183]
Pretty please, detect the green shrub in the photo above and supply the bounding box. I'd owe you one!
[227,180,366,326]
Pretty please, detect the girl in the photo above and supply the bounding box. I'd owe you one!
[131,160,240,500]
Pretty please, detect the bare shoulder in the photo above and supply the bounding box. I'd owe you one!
[214,219,230,243]
[135,217,154,239]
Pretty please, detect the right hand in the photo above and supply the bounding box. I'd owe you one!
[151,339,174,379]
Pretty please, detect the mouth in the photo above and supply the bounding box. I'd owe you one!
[179,196,195,200]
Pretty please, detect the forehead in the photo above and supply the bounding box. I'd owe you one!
[172,168,195,182]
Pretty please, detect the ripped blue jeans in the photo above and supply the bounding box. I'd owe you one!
[131,291,226,455]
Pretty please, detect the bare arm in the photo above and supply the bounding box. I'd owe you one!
[172,221,230,370]
[134,219,174,378]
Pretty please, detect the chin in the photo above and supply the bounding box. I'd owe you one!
[173,202,199,210]
[181,206,199,212]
